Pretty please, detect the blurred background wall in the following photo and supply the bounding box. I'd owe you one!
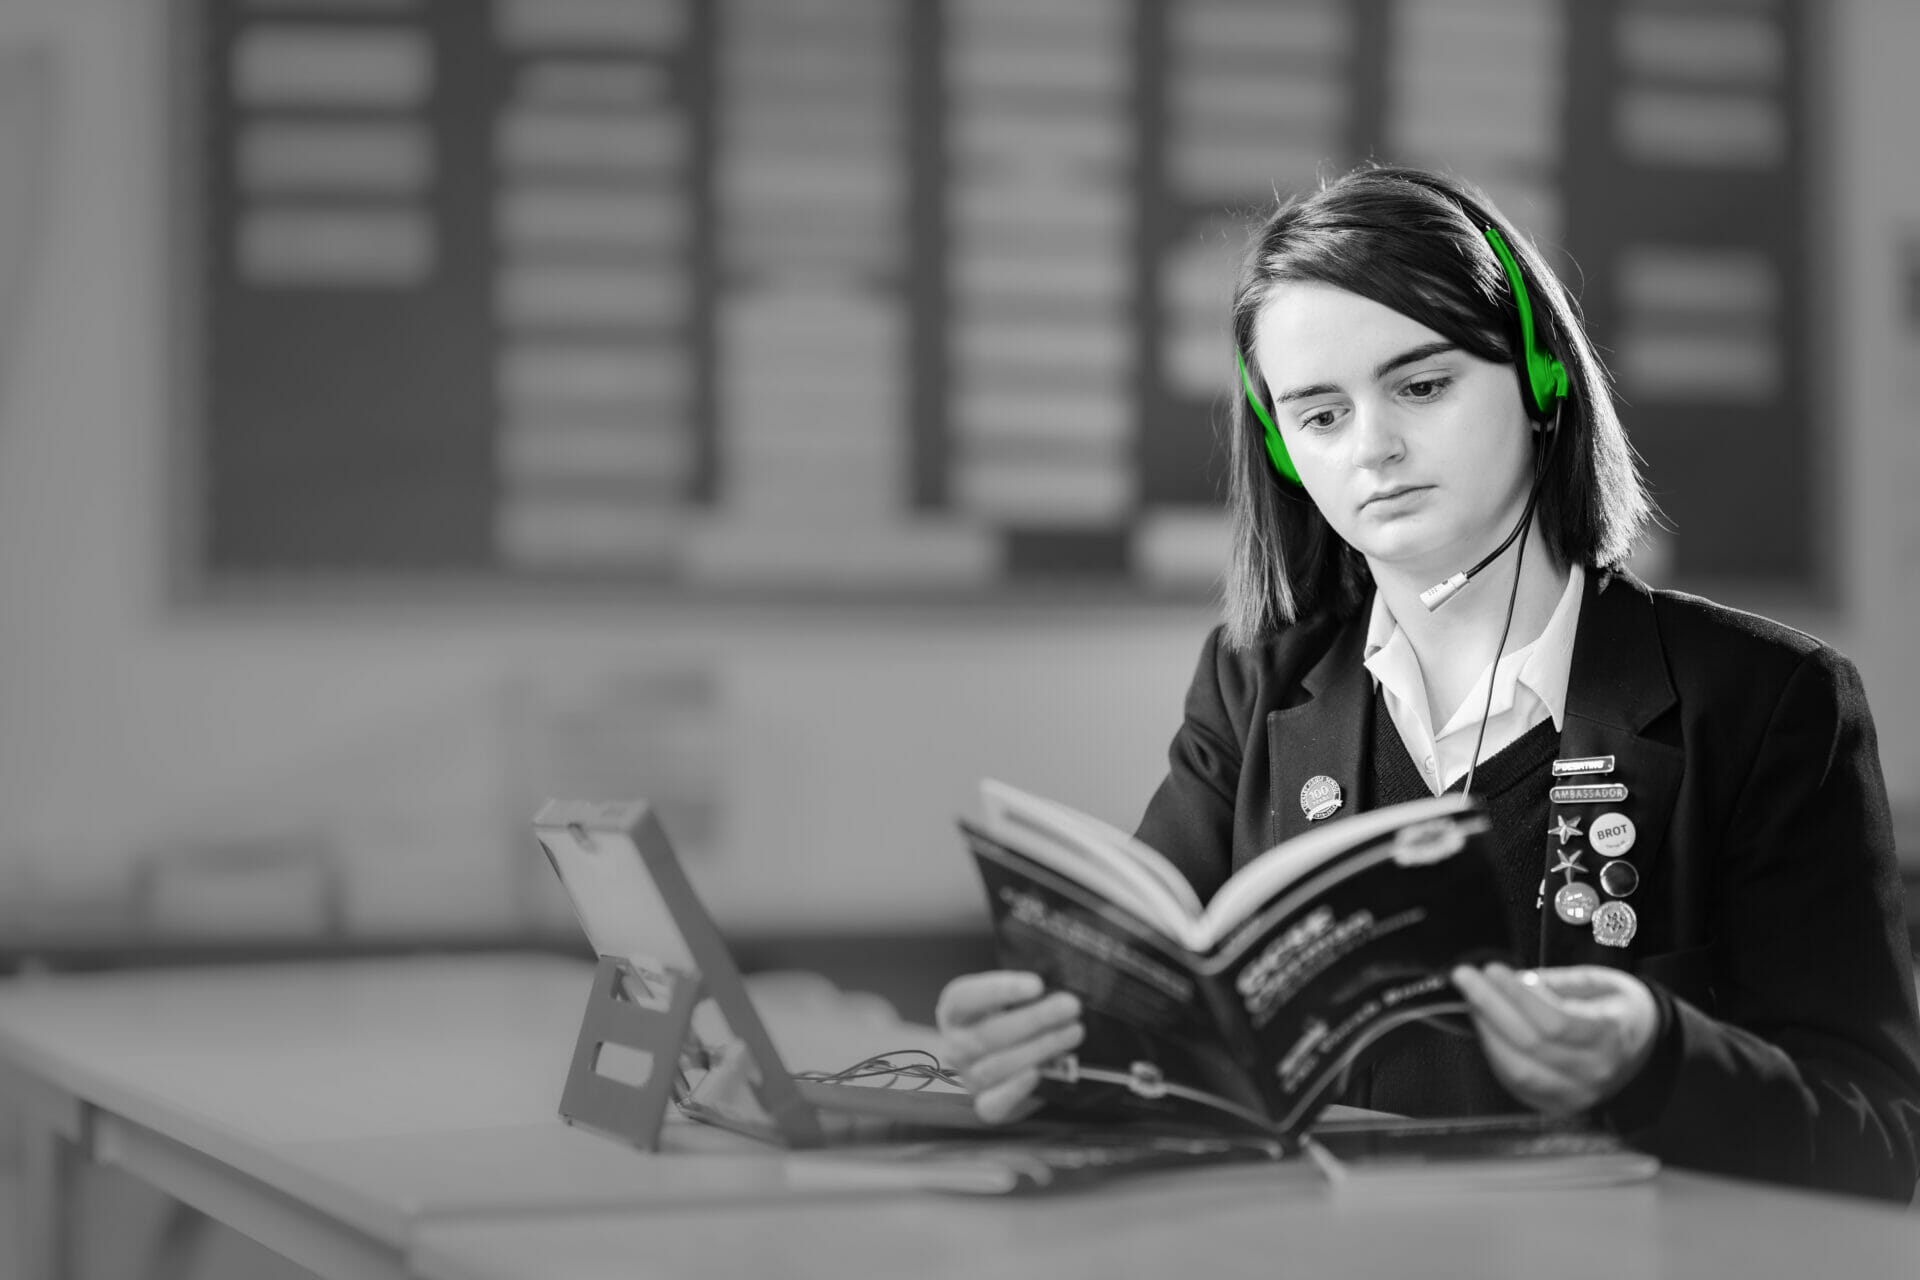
[0,0,1914,969]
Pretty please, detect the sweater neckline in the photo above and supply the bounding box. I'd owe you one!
[1371,684,1561,800]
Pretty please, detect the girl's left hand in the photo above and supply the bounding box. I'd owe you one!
[1449,963,1660,1115]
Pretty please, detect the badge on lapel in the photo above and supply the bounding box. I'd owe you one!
[1300,775,1343,821]
[1546,763,1642,949]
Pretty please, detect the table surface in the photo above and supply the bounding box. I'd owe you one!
[411,1166,1920,1280]
[0,954,955,1249]
[405,1174,1920,1280]
[2,956,1916,1280]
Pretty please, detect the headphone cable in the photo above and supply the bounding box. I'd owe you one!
[1461,411,1558,799]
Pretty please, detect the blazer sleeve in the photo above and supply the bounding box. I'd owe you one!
[1601,646,1920,1202]
[1131,624,1244,904]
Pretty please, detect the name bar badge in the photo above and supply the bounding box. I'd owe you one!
[1548,782,1629,804]
[1551,755,1616,777]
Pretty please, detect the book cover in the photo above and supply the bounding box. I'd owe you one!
[961,784,1513,1138]
[1305,1114,1660,1193]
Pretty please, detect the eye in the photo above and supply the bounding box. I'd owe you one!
[1402,375,1452,402]
[1299,406,1341,432]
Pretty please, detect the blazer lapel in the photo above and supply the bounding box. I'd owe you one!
[1266,608,1373,854]
[1540,567,1685,967]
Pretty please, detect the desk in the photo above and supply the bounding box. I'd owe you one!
[412,1170,1920,1280]
[0,955,945,1280]
[2,958,1917,1280]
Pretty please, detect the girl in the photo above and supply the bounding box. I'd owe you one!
[936,164,1920,1202]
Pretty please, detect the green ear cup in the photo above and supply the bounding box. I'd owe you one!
[1238,347,1302,486]
[1481,226,1568,421]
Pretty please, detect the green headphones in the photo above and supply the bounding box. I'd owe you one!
[1239,224,1570,488]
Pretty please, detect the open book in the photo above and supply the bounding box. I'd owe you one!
[959,781,1512,1139]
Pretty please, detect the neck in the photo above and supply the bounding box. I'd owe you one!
[1368,521,1571,678]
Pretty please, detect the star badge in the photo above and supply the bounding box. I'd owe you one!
[1551,848,1584,876]
[1549,814,1582,845]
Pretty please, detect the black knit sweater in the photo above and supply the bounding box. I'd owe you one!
[1332,684,1560,1117]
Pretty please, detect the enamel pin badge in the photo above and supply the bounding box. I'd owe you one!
[1589,813,1636,857]
[1548,782,1629,805]
[1592,900,1638,947]
[1554,882,1600,925]
[1551,755,1616,778]
[1300,775,1343,821]
[1600,861,1639,897]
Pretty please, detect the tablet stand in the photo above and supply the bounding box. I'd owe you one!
[558,955,702,1152]
[540,800,828,1150]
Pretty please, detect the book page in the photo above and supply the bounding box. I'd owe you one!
[982,818,1176,938]
[1198,794,1476,948]
[980,780,1205,938]
[964,828,1276,1129]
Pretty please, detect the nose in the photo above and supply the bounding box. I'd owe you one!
[1348,400,1407,473]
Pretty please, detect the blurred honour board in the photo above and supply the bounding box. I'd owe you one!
[176,0,1818,604]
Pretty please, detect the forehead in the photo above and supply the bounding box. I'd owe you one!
[1249,282,1445,381]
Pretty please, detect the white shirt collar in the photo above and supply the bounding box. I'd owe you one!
[1363,562,1585,738]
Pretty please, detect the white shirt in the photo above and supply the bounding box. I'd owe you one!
[1363,562,1585,796]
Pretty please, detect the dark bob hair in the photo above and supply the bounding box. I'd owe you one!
[1222,163,1660,651]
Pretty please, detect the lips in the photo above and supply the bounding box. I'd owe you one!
[1364,485,1430,507]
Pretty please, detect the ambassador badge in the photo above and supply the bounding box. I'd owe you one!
[1592,900,1638,948]
[1300,775,1343,821]
[1548,782,1629,805]
[1553,881,1600,925]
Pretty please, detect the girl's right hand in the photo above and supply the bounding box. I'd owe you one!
[934,969,1084,1123]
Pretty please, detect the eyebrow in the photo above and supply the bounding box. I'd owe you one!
[1272,341,1461,404]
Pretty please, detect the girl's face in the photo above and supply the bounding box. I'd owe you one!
[1249,282,1538,582]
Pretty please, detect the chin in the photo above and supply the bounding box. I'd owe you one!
[1358,535,1460,583]
[1356,531,1438,565]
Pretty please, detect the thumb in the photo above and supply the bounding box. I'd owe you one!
[1530,965,1627,1000]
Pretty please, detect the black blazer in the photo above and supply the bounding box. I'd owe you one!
[1133,566,1920,1201]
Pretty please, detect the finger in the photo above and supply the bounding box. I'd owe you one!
[974,1067,1041,1124]
[1461,983,1624,1111]
[1480,1041,1595,1115]
[963,1020,1085,1094]
[1529,969,1662,1085]
[1468,1015,1598,1115]
[935,971,1044,1032]
[1481,965,1587,1044]
[1451,965,1546,1053]
[944,991,1081,1070]
[1528,965,1627,1002]
[1457,969,1609,1088]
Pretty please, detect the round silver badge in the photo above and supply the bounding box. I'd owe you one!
[1592,900,1638,948]
[1300,775,1343,821]
[1599,860,1639,898]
